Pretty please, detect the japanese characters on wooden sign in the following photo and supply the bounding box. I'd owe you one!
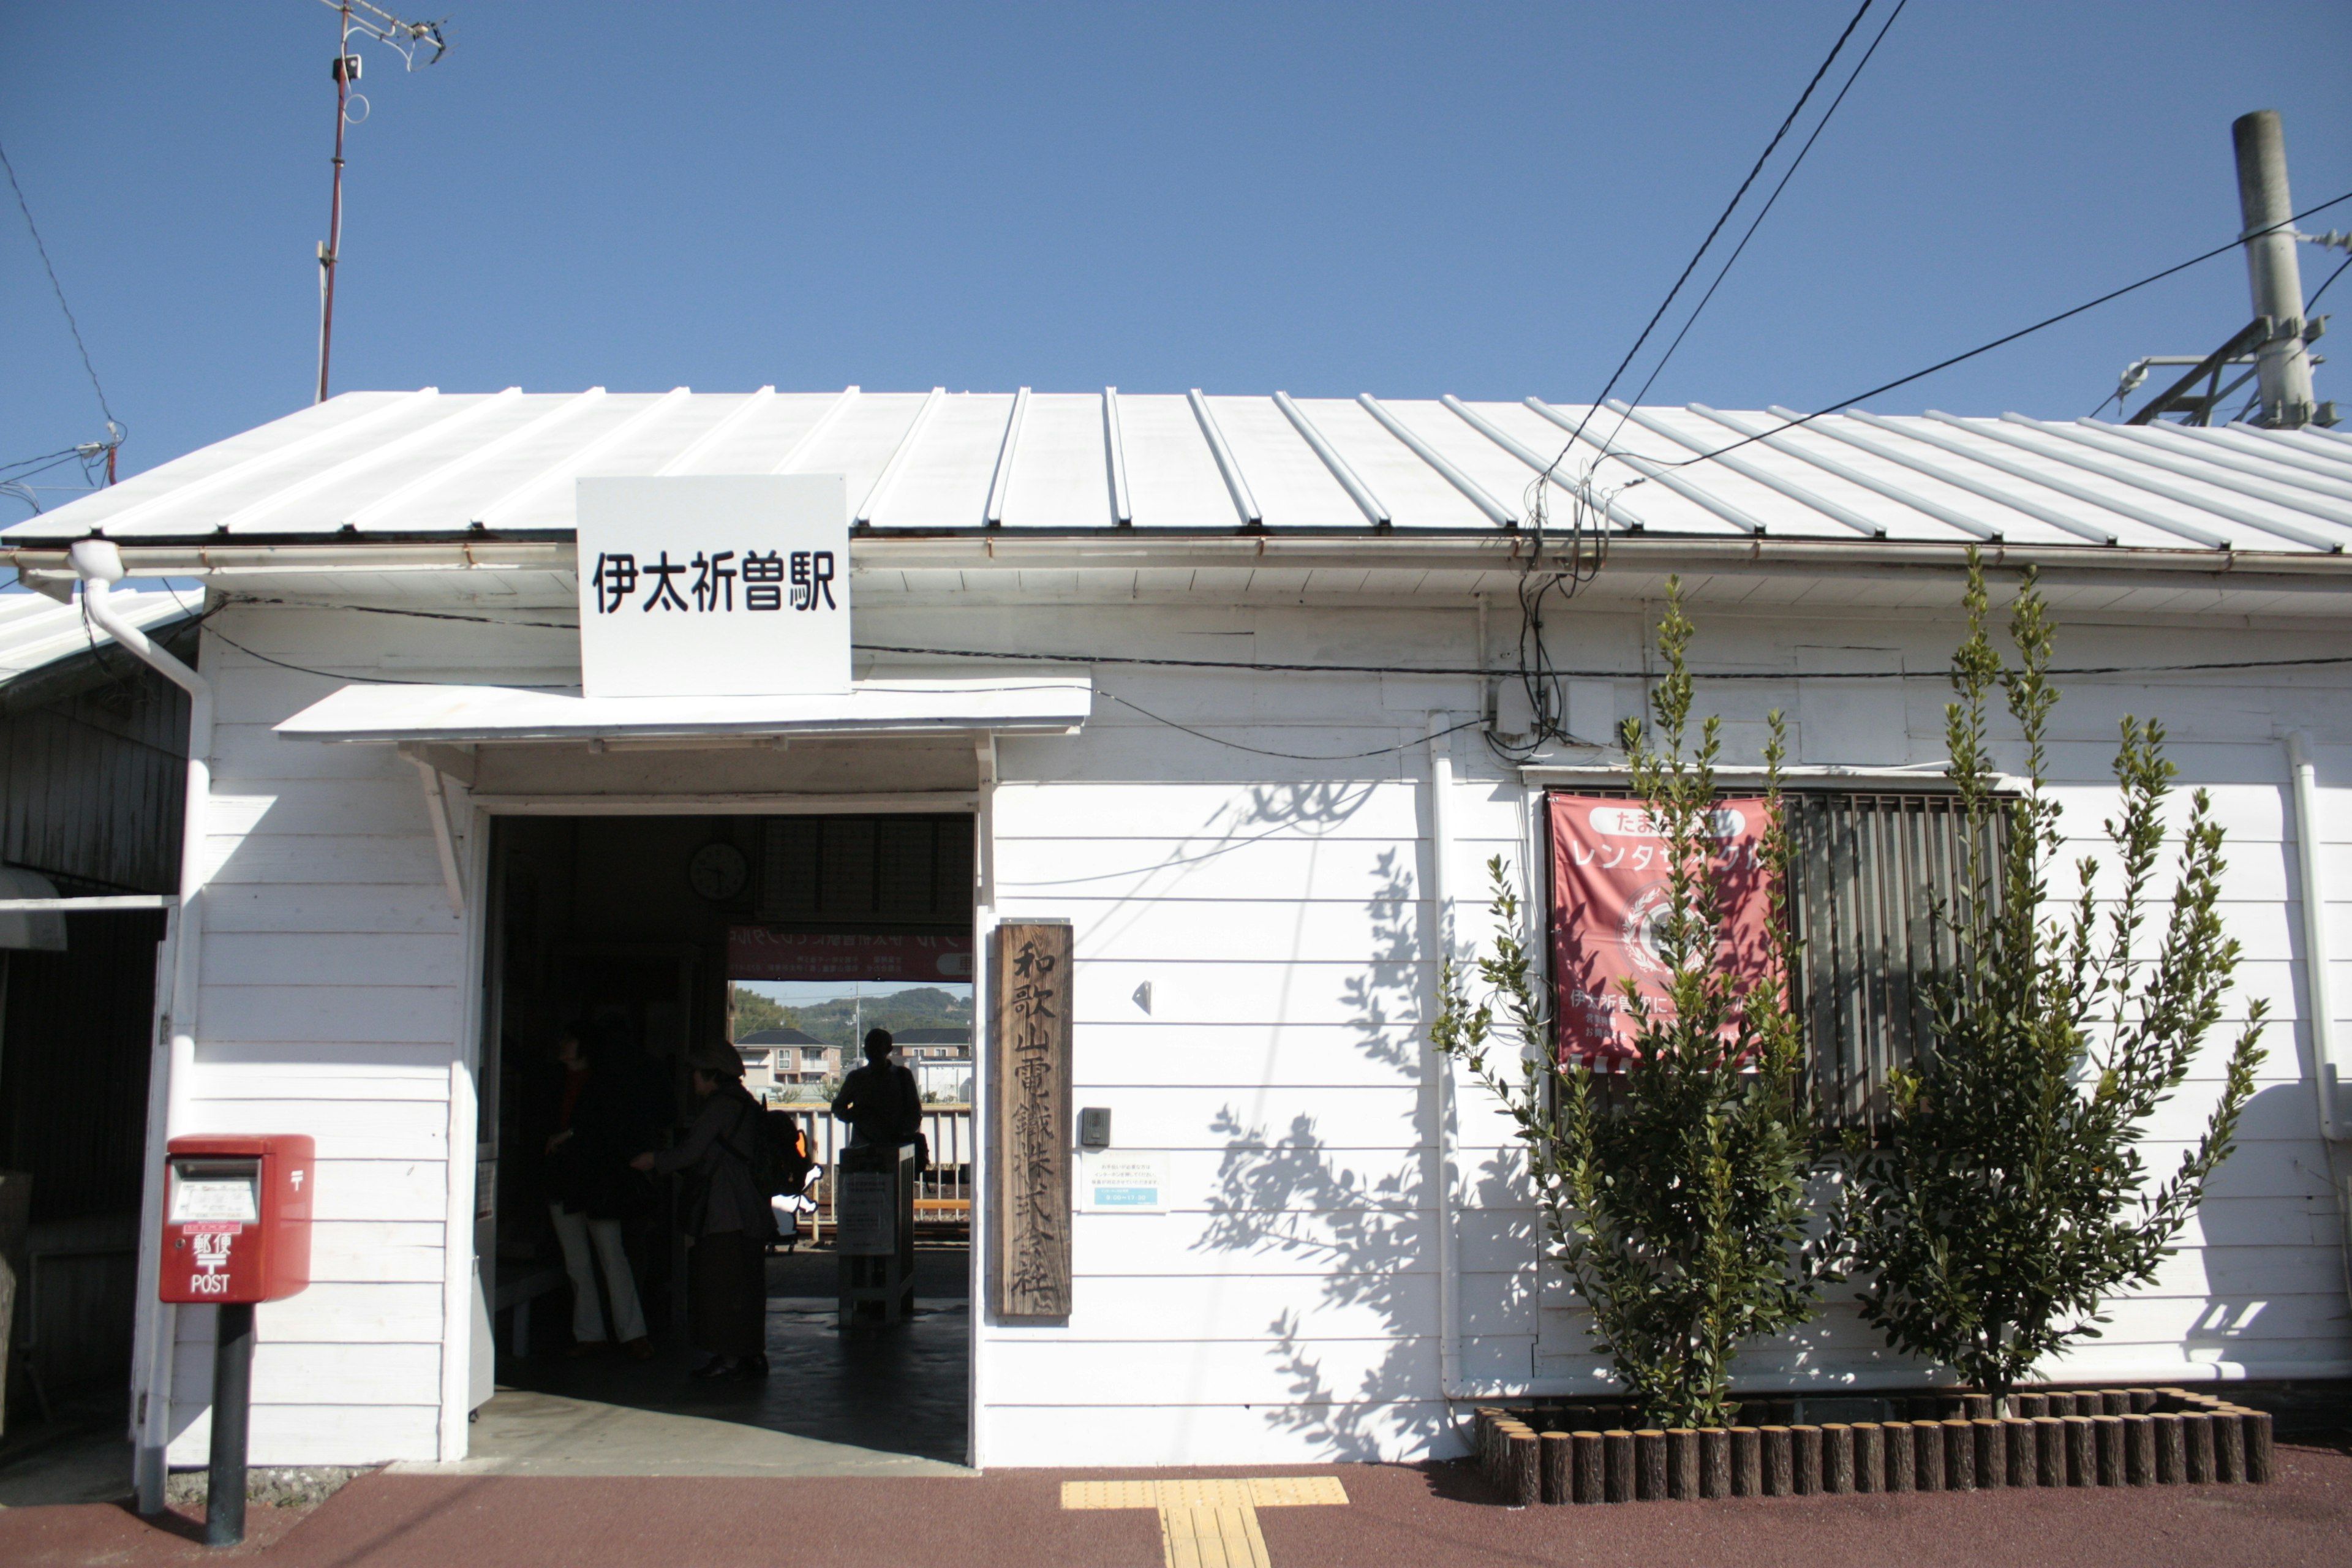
[990,920,1073,1319]
[1548,794,1774,1063]
[574,474,850,698]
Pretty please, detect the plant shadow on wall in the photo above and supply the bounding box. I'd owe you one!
[1193,843,1528,1461]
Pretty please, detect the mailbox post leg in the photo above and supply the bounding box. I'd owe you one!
[204,1302,254,1548]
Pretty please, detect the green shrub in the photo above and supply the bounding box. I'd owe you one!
[1839,552,2266,1412]
[1434,583,1828,1429]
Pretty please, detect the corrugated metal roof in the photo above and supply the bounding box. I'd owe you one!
[0,589,196,690]
[10,388,2352,557]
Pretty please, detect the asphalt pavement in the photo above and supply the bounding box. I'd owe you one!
[3,1439,2348,1568]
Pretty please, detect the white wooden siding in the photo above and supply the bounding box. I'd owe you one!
[165,605,479,1468]
[970,600,2352,1467]
[170,594,2352,1472]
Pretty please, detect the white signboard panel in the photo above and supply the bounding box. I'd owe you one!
[1080,1149,1170,1213]
[835,1170,897,1256]
[575,474,850,698]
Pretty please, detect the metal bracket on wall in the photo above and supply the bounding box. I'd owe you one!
[400,743,469,917]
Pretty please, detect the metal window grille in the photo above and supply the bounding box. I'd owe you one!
[1784,791,2006,1126]
[1545,788,2006,1127]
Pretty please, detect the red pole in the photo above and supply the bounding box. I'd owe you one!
[316,7,352,404]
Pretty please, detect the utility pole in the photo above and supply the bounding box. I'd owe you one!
[2232,110,2318,428]
[311,1,449,405]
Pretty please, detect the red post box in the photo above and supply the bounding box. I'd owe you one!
[161,1135,314,1305]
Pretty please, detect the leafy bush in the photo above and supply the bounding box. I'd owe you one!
[1839,553,2267,1412]
[1434,584,1828,1429]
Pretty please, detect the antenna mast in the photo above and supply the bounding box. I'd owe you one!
[312,0,449,405]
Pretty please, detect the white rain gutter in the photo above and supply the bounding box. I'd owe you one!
[14,535,2352,589]
[2283,730,2352,1321]
[1425,711,1466,1402]
[69,539,212,1513]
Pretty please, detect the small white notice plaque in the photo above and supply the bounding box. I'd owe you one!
[1080,1150,1170,1213]
[170,1174,258,1224]
[835,1170,897,1256]
[575,474,850,698]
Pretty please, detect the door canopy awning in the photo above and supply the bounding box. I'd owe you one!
[275,672,1092,745]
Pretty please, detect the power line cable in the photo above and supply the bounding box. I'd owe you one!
[2309,251,2352,314]
[1592,187,2352,475]
[1609,0,1910,433]
[853,639,2352,684]
[0,135,123,456]
[1540,0,1877,483]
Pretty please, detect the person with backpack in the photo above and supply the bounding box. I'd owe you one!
[630,1041,775,1380]
[831,1028,921,1150]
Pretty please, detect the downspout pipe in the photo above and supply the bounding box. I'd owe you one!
[2282,731,2352,1325]
[1426,712,1464,1406]
[2285,732,2346,1143]
[71,540,213,1513]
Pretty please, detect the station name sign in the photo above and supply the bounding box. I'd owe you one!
[575,474,850,698]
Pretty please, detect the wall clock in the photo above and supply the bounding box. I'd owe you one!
[688,842,750,902]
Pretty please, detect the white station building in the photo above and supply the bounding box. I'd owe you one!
[4,386,2350,1476]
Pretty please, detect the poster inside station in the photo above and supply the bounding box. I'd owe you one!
[1547,794,1775,1062]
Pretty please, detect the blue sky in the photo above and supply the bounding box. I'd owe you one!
[4,1,2350,519]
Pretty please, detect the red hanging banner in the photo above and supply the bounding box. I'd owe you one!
[1547,794,1776,1062]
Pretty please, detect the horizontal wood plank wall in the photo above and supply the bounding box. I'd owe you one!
[943,597,2352,1469]
[165,606,499,1466]
[169,594,2352,1470]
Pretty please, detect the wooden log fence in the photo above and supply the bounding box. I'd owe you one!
[1469,1387,2277,1509]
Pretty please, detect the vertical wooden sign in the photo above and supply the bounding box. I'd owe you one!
[990,920,1073,1319]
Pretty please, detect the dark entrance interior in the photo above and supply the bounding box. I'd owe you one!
[481,810,974,1470]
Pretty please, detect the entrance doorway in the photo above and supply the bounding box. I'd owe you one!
[473,810,975,1474]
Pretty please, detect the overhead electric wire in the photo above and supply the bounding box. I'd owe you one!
[2309,251,2352,314]
[1608,0,1909,434]
[1597,187,2352,476]
[1,134,123,457]
[1538,0,1878,484]
[853,639,2352,684]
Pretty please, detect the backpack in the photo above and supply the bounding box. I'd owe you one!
[741,1104,812,1199]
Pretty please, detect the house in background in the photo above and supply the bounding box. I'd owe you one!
[894,1026,973,1102]
[0,589,194,1430]
[736,1026,838,1092]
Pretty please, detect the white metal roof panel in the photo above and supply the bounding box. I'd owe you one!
[1003,393,1115,529]
[874,392,1012,529]
[1295,398,1495,530]
[1202,395,1360,530]
[0,588,195,688]
[1116,394,1242,529]
[12,387,2352,562]
[784,391,931,515]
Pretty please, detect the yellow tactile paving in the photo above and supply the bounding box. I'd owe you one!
[1060,1476,1348,1568]
[1161,1503,1270,1568]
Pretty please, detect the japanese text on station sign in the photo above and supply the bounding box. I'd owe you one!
[574,474,850,698]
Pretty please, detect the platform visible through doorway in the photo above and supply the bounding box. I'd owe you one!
[416,1242,972,1478]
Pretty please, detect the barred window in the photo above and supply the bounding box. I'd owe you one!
[1784,791,2006,1126]
[1545,788,2003,1126]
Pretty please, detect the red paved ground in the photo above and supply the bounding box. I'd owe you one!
[3,1442,2348,1568]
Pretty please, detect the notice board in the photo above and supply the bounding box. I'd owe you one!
[990,920,1073,1319]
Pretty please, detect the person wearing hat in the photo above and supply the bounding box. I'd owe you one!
[630,1039,774,1379]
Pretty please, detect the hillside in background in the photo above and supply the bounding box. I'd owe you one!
[792,987,973,1051]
